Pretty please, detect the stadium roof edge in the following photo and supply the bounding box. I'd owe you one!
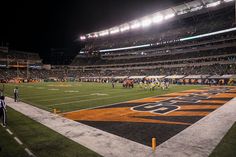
[79,0,235,40]
[92,27,236,53]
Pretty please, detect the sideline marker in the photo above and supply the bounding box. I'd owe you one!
[53,109,57,114]
[152,137,156,151]
[53,108,61,114]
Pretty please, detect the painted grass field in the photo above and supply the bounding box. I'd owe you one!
[2,82,235,157]
[3,82,204,113]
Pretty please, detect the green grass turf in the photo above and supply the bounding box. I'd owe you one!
[209,122,236,157]
[0,125,29,157]
[3,82,205,113]
[1,82,234,157]
[1,107,101,157]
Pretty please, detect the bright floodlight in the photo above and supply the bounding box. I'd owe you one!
[80,36,86,40]
[120,25,130,32]
[190,6,203,12]
[131,21,141,29]
[177,10,188,15]
[87,34,93,38]
[164,13,175,20]
[206,1,221,7]
[224,0,234,2]
[110,28,120,34]
[141,18,152,27]
[93,34,98,38]
[99,31,109,37]
[152,15,163,23]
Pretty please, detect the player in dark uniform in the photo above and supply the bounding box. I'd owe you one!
[0,96,7,127]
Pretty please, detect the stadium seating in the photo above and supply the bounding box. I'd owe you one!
[0,2,235,84]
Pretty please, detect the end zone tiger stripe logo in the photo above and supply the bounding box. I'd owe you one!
[63,87,236,126]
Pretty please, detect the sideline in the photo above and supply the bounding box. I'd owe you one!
[5,97,151,157]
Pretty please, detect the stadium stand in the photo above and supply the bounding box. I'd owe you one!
[70,0,236,85]
[0,0,236,85]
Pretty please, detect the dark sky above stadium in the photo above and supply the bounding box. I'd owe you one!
[1,0,186,63]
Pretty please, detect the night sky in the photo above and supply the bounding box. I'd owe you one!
[1,0,186,63]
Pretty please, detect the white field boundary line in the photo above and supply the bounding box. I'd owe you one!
[38,88,140,102]
[18,87,126,99]
[155,97,236,157]
[20,99,50,110]
[36,89,132,102]
[38,93,109,102]
[47,90,152,107]
[5,97,152,157]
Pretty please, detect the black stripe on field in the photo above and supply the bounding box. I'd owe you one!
[175,109,215,112]
[207,98,233,101]
[224,92,236,94]
[79,121,189,147]
[133,116,202,124]
[98,103,144,109]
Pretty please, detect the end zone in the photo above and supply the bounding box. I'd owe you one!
[63,86,236,146]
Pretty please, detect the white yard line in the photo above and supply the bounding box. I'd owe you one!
[6,128,13,135]
[38,91,136,102]
[47,90,146,107]
[25,148,35,157]
[1,124,36,157]
[14,137,23,145]
[21,87,120,99]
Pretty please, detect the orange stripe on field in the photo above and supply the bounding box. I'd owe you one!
[211,93,236,98]
[63,107,191,125]
[166,111,210,117]
[179,105,221,110]
[200,100,227,104]
[128,97,171,103]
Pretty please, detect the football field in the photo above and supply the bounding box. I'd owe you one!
[2,82,236,157]
[3,82,204,113]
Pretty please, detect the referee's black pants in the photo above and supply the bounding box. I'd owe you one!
[0,108,6,126]
[14,93,17,102]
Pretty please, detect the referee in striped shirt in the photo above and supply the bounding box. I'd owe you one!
[0,96,6,127]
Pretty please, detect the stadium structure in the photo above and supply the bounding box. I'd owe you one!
[0,0,236,83]
[1,0,236,157]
